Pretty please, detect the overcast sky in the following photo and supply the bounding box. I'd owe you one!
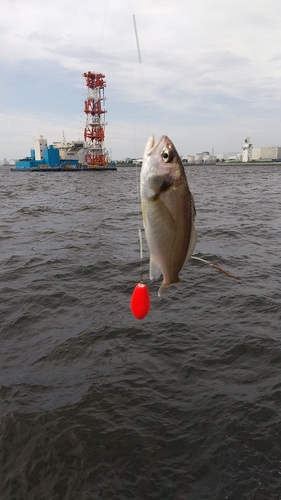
[1,0,281,161]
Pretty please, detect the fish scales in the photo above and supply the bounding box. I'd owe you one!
[141,135,197,296]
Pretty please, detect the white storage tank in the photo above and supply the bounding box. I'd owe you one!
[187,155,195,164]
[195,154,203,164]
[202,155,217,164]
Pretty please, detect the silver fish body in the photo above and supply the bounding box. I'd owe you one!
[140,135,197,296]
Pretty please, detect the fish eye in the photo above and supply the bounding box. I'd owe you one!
[162,148,172,162]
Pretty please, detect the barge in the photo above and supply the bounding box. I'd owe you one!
[12,137,116,172]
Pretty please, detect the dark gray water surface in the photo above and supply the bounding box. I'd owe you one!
[1,164,281,499]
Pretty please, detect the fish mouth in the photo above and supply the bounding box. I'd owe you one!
[145,135,166,156]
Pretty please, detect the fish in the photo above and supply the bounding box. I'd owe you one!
[140,135,197,296]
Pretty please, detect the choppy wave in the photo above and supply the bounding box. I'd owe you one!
[1,164,281,499]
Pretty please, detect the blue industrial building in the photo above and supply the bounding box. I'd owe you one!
[14,144,79,171]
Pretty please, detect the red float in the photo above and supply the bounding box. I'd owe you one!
[130,282,150,319]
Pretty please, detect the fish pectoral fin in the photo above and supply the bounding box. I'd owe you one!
[149,197,177,233]
[149,256,162,280]
[185,223,198,262]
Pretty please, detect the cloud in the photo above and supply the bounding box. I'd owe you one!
[1,0,281,160]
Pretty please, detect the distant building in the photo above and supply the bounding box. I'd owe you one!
[217,135,281,163]
[187,155,195,164]
[193,152,216,164]
[216,152,240,162]
[242,137,252,162]
[53,140,84,161]
[187,136,281,165]
[34,135,48,161]
[252,147,281,162]
[133,158,143,165]
[241,137,281,162]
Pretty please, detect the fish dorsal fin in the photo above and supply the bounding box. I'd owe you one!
[149,255,162,280]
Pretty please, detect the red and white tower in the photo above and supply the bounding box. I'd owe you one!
[83,72,108,167]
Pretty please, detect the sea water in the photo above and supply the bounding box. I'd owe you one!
[1,164,281,499]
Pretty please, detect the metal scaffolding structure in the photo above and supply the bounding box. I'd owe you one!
[83,72,108,167]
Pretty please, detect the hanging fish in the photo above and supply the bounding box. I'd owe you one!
[141,135,197,296]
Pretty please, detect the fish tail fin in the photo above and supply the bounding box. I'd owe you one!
[158,282,168,297]
[158,278,182,297]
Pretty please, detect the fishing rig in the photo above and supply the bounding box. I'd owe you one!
[83,72,108,167]
[130,16,152,320]
[130,229,150,320]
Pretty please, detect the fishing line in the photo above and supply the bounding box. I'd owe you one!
[129,1,145,278]
[191,255,238,279]
[128,2,151,319]
[92,1,149,319]
[138,228,143,280]
[133,14,141,63]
